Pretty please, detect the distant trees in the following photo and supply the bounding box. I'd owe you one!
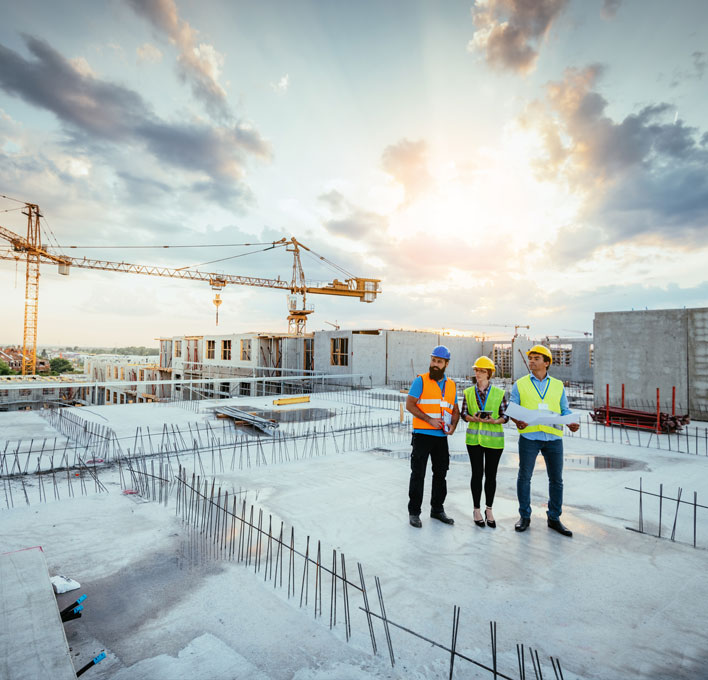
[50,358,74,374]
[0,360,11,375]
[112,346,159,356]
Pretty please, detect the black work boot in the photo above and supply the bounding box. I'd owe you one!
[430,511,454,525]
[409,515,422,528]
[515,517,531,532]
[547,518,572,537]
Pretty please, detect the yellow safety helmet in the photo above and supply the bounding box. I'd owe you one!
[526,344,553,364]
[473,356,496,374]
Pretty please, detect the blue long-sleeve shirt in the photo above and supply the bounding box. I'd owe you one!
[508,374,572,441]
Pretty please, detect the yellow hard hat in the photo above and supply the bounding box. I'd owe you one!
[527,344,553,364]
[473,356,496,373]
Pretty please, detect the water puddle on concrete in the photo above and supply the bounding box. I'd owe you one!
[59,528,225,656]
[366,447,646,470]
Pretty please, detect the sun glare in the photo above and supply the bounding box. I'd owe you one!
[385,123,582,252]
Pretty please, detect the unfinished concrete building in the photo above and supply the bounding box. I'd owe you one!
[6,329,595,411]
[0,375,91,411]
[162,332,314,399]
[85,356,167,405]
[312,330,550,386]
[594,307,708,419]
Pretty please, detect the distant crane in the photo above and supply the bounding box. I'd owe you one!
[562,329,592,337]
[324,321,340,330]
[474,323,530,340]
[0,201,381,374]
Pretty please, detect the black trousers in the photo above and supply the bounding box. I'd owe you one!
[408,433,450,515]
[466,444,503,508]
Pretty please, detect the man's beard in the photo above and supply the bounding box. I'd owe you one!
[429,365,445,381]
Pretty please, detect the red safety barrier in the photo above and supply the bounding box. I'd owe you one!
[605,384,610,427]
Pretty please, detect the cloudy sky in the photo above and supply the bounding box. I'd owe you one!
[1,0,707,346]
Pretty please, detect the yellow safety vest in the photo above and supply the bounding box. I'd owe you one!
[463,385,505,448]
[516,374,564,437]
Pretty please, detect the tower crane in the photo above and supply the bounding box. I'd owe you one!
[0,201,381,375]
[461,323,530,339]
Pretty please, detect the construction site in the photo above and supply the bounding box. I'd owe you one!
[1,194,708,680]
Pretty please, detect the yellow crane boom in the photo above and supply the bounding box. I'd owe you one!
[1,203,381,374]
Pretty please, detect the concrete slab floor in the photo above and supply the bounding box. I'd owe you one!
[1,406,707,679]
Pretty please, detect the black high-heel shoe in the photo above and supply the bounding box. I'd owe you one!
[474,510,485,528]
[485,508,496,529]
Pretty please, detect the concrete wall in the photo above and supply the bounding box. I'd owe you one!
[593,309,701,415]
[688,309,708,418]
[353,333,386,385]
[513,337,534,382]
[384,331,441,383]
[312,329,485,386]
[313,330,354,378]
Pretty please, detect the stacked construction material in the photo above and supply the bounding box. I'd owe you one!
[590,406,690,433]
[213,406,279,435]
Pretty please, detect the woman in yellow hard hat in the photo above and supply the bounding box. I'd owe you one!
[460,356,509,528]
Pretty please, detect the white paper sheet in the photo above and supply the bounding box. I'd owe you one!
[504,401,580,425]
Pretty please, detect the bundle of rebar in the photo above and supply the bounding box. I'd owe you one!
[590,406,690,433]
[212,406,279,435]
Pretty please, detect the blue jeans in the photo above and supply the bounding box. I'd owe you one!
[517,437,564,520]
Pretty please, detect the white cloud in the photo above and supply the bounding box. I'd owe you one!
[469,0,568,74]
[136,42,162,63]
[126,0,230,120]
[270,74,289,93]
[69,56,96,78]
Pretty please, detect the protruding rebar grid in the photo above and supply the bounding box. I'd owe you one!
[517,643,526,680]
[449,605,461,679]
[550,656,564,680]
[374,576,395,667]
[529,647,543,680]
[626,479,707,548]
[490,620,498,679]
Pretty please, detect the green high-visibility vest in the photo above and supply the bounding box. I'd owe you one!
[516,374,564,437]
[464,385,505,448]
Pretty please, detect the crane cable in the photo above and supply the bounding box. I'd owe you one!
[300,246,356,279]
[40,215,68,259]
[175,242,289,271]
[0,193,27,204]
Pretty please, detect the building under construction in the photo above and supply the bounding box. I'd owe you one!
[56,329,597,410]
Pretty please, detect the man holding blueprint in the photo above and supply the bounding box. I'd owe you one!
[506,345,580,537]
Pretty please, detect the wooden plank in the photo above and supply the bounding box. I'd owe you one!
[272,395,310,405]
[0,547,76,680]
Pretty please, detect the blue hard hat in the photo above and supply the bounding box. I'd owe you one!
[431,345,451,360]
